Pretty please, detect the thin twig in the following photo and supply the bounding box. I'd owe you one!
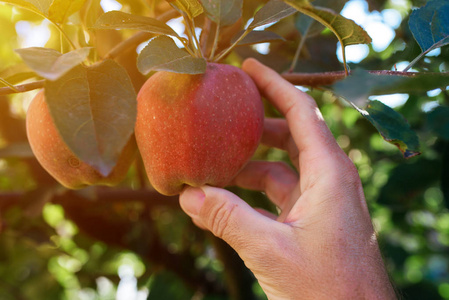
[182,12,201,57]
[289,26,310,73]
[0,80,45,96]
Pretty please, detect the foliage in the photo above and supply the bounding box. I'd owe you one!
[0,0,448,299]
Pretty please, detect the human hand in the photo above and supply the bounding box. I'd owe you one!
[180,58,396,300]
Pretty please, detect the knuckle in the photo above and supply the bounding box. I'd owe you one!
[205,201,238,240]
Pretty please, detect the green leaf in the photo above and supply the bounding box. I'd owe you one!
[48,0,87,24]
[137,36,206,75]
[427,106,449,140]
[284,0,371,71]
[15,47,90,81]
[332,70,423,158]
[409,0,449,52]
[295,0,346,37]
[231,30,285,46]
[284,1,372,46]
[168,0,203,18]
[0,0,52,15]
[200,0,243,27]
[93,11,180,38]
[406,0,449,71]
[44,60,137,176]
[249,0,298,29]
[352,100,420,158]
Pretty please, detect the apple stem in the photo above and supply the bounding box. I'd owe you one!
[190,18,204,58]
[209,23,220,60]
[200,18,213,57]
[213,27,251,62]
[180,37,198,57]
[182,13,202,58]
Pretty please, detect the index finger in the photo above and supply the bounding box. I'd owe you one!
[242,58,342,162]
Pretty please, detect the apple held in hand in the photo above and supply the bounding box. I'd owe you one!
[26,91,136,189]
[135,63,264,196]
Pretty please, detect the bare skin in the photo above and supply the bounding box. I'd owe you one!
[180,58,397,300]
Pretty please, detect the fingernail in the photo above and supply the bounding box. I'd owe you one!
[180,187,205,217]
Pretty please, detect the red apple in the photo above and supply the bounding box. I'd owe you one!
[26,91,136,189]
[135,63,264,196]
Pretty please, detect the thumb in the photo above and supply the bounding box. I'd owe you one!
[180,186,279,253]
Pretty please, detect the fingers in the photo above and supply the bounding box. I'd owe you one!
[180,186,283,255]
[242,58,342,165]
[231,160,299,211]
[262,118,299,166]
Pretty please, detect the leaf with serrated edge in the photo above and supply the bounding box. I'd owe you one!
[332,70,422,158]
[137,36,206,74]
[1,0,52,15]
[48,0,87,24]
[15,47,90,81]
[93,11,180,38]
[250,0,298,29]
[169,0,203,18]
[353,101,420,158]
[295,0,346,37]
[285,1,371,46]
[200,0,242,27]
[409,0,449,52]
[406,0,449,70]
[44,60,137,176]
[231,30,285,46]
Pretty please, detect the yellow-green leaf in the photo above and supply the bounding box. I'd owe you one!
[137,36,206,75]
[48,0,87,24]
[0,0,52,15]
[200,0,242,27]
[93,11,180,38]
[168,0,203,18]
[284,0,371,71]
[15,47,90,81]
[285,1,371,45]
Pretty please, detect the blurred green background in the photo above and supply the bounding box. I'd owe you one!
[0,0,448,299]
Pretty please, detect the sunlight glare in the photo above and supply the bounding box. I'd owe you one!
[369,93,409,108]
[15,20,51,48]
[100,0,122,12]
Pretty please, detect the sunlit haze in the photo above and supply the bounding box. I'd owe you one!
[11,0,419,112]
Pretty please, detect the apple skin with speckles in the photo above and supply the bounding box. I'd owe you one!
[135,63,264,196]
[26,91,137,189]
